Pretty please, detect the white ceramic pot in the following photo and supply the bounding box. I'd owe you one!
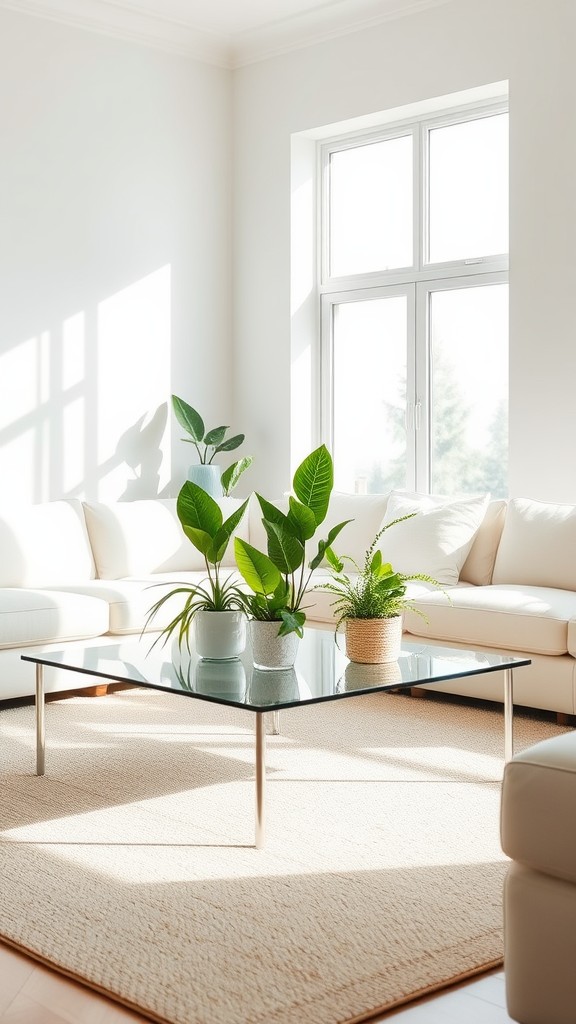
[249,620,300,671]
[187,464,222,498]
[194,610,246,660]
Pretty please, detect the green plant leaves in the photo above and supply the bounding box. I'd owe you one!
[263,520,305,574]
[217,433,245,453]
[172,396,204,443]
[204,425,228,446]
[278,608,305,638]
[177,481,222,537]
[308,519,353,571]
[221,457,253,496]
[287,497,316,541]
[292,444,333,526]
[177,484,248,565]
[234,538,281,595]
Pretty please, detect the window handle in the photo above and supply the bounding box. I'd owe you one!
[414,401,421,430]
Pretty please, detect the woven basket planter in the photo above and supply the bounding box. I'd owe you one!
[345,616,403,664]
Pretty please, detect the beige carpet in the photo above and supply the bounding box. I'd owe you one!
[0,688,568,1024]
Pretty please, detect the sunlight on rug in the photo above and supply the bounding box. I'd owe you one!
[0,689,568,1024]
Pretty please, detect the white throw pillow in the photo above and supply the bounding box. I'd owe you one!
[378,490,490,586]
[492,497,576,588]
[84,497,250,580]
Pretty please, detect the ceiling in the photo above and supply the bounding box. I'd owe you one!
[0,0,452,67]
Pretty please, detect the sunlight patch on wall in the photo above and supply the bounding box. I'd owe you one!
[97,264,171,500]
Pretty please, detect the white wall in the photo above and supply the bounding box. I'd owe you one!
[232,0,576,502]
[0,8,232,502]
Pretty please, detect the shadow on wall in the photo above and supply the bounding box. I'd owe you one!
[0,265,173,503]
[115,405,167,501]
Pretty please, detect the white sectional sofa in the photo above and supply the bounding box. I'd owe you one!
[2,491,576,716]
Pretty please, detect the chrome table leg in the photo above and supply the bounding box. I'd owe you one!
[36,664,45,776]
[504,668,514,763]
[255,712,266,849]
[272,710,280,735]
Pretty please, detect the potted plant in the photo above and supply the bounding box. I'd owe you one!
[234,444,351,670]
[145,481,250,659]
[318,514,444,664]
[172,395,252,497]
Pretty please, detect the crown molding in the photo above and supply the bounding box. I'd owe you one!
[230,0,455,68]
[0,0,232,66]
[0,0,457,69]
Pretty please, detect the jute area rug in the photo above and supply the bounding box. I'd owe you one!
[0,688,567,1024]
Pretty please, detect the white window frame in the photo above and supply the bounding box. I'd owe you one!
[318,96,509,493]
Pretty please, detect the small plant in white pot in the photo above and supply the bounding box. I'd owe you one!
[318,514,444,664]
[145,481,249,660]
[172,395,252,498]
[234,445,351,670]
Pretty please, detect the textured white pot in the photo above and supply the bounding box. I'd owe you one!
[249,620,300,671]
[187,464,222,498]
[194,610,246,660]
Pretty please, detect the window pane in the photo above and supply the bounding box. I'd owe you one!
[329,136,413,277]
[428,113,508,263]
[333,296,408,493]
[430,284,508,497]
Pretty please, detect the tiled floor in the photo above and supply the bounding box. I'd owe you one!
[0,942,515,1022]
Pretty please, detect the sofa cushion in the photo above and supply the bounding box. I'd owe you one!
[492,497,576,589]
[459,499,507,586]
[0,500,96,587]
[378,491,490,586]
[46,574,228,635]
[404,584,576,656]
[83,498,250,580]
[0,589,109,649]
[501,731,576,885]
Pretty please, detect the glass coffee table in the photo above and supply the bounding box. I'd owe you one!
[22,630,530,848]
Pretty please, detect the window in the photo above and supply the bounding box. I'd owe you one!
[319,99,509,497]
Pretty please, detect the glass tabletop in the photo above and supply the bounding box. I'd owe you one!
[22,629,531,713]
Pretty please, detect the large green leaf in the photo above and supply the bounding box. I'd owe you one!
[204,425,228,446]
[216,433,245,453]
[211,498,250,562]
[287,497,317,541]
[263,520,304,574]
[182,525,213,558]
[278,608,305,638]
[256,495,289,529]
[220,457,253,496]
[234,538,281,595]
[292,445,333,526]
[172,396,204,443]
[177,480,222,537]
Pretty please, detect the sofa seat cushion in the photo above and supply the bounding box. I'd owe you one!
[0,589,109,649]
[46,574,226,635]
[566,620,576,658]
[404,584,576,656]
[501,731,576,885]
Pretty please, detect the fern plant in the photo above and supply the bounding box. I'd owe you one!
[318,513,444,628]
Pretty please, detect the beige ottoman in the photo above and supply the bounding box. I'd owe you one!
[501,730,576,1024]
